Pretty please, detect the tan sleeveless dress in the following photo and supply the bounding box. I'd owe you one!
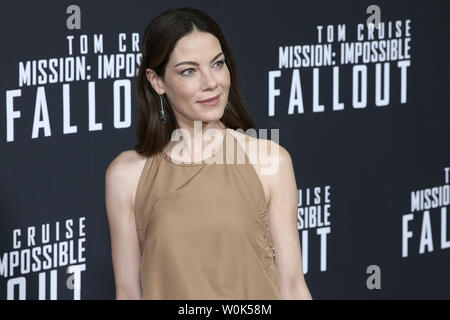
[134,129,281,299]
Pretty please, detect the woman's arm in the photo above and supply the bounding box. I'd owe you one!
[105,153,143,300]
[264,142,313,300]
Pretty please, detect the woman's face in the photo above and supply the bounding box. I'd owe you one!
[147,31,231,126]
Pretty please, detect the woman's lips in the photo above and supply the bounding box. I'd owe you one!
[198,94,221,106]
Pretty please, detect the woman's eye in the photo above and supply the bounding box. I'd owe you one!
[181,68,195,76]
[181,60,225,76]
[214,60,225,68]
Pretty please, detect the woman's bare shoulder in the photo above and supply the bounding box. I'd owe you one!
[105,150,149,201]
[107,150,147,175]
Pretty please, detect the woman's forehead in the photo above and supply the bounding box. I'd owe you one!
[170,32,222,63]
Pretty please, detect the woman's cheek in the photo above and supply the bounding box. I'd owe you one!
[174,80,198,100]
[223,68,231,87]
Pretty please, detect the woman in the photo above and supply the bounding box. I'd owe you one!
[105,7,312,300]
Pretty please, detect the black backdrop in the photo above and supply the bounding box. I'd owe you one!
[1,0,449,299]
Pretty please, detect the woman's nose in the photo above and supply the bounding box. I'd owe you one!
[200,70,218,91]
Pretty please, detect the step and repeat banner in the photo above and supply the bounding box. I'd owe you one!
[0,1,449,299]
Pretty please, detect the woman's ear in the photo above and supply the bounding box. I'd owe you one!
[146,68,165,95]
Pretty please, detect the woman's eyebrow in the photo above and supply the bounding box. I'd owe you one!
[174,52,224,67]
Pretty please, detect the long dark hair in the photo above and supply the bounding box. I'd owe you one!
[134,7,255,157]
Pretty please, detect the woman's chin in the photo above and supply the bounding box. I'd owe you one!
[196,110,225,123]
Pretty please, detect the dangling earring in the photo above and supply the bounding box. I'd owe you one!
[225,101,230,110]
[159,95,166,124]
